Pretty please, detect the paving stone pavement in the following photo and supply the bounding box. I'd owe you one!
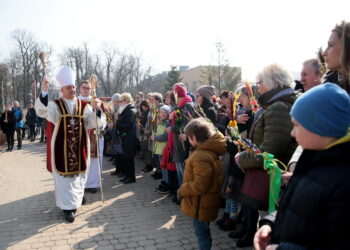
[0,141,251,250]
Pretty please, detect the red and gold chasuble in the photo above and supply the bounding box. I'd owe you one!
[46,98,89,175]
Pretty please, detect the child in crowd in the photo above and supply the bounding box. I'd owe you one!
[178,117,227,250]
[255,83,350,250]
[138,100,152,172]
[217,84,259,233]
[151,105,171,193]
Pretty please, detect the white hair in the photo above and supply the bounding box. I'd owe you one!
[256,64,294,91]
[120,93,133,103]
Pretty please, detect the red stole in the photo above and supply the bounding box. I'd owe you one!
[46,98,89,174]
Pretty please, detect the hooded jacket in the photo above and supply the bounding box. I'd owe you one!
[239,87,297,169]
[260,134,350,250]
[180,132,227,222]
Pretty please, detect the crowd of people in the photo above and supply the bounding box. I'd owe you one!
[0,101,48,152]
[1,20,350,250]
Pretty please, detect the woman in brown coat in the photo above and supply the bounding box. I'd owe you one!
[178,117,226,250]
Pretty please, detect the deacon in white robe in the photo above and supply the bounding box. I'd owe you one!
[77,80,106,192]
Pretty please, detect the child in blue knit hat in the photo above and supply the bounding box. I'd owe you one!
[254,83,350,250]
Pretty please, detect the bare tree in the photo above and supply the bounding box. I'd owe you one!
[0,64,9,110]
[201,41,241,93]
[9,30,50,105]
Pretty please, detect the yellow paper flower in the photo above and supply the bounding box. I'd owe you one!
[229,120,237,127]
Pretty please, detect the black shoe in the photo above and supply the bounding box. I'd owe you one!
[153,172,162,180]
[85,188,97,193]
[18,146,22,150]
[6,148,11,152]
[158,186,170,194]
[235,233,254,248]
[63,210,75,223]
[216,213,229,226]
[228,228,246,239]
[119,176,128,182]
[122,178,136,184]
[172,195,180,204]
[143,165,153,172]
[82,196,86,205]
[108,157,115,161]
[219,218,237,231]
[39,140,44,143]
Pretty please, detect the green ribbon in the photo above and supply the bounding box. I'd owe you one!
[258,152,286,213]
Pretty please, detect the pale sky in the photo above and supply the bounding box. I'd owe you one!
[0,0,349,81]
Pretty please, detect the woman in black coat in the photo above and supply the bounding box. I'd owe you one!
[0,104,17,151]
[116,93,137,184]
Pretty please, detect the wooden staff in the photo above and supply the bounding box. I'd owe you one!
[38,51,47,74]
[38,51,48,97]
[89,74,104,204]
[35,51,49,94]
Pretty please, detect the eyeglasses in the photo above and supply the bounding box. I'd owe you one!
[256,81,263,86]
[82,87,91,90]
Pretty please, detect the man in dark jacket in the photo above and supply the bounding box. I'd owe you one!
[0,104,17,151]
[254,83,350,250]
[11,101,23,149]
[25,102,38,142]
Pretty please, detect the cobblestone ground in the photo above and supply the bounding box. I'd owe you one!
[0,140,250,250]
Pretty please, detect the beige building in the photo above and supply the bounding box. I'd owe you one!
[180,65,241,94]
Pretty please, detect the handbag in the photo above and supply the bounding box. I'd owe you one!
[239,169,269,211]
[114,134,124,155]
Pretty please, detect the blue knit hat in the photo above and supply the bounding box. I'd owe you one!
[291,83,350,138]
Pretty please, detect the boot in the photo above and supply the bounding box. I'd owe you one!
[215,213,229,226]
[158,182,169,194]
[153,172,162,180]
[235,205,258,247]
[142,164,153,172]
[235,231,255,248]
[219,217,237,231]
[228,228,246,239]
[155,181,165,191]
